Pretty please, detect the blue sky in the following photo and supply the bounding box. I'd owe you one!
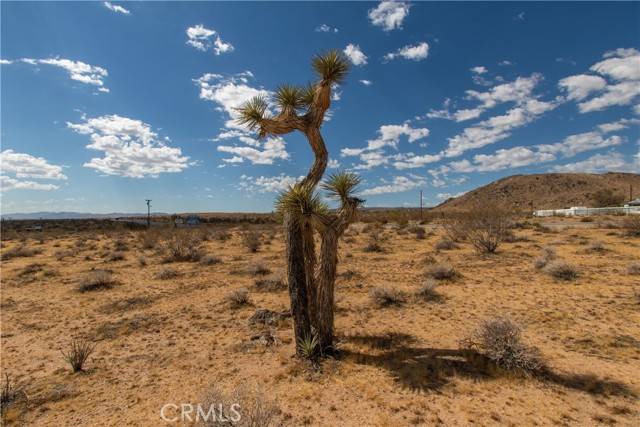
[1,1,639,214]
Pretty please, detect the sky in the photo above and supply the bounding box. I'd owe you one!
[1,1,639,214]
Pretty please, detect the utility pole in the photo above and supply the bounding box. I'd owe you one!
[419,190,423,221]
[145,199,152,228]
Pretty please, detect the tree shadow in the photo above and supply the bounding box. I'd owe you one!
[339,333,636,397]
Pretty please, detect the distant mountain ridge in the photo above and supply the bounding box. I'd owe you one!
[1,212,168,220]
[433,172,640,212]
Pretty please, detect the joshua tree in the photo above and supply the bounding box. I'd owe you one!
[236,51,362,357]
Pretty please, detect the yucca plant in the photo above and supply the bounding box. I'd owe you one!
[236,51,362,357]
[298,332,319,360]
[62,338,96,372]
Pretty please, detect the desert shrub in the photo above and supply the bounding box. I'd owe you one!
[106,251,125,262]
[1,373,26,417]
[77,270,116,292]
[254,276,286,292]
[139,230,160,249]
[592,188,625,207]
[213,230,232,241]
[462,317,545,374]
[441,216,467,242]
[533,246,556,269]
[156,268,180,280]
[408,225,426,239]
[580,216,594,223]
[247,262,271,276]
[369,287,406,307]
[61,339,96,372]
[248,309,290,327]
[533,223,554,234]
[545,261,579,281]
[627,262,640,275]
[415,279,442,302]
[622,215,640,237]
[113,238,129,252]
[200,255,222,265]
[198,384,280,427]
[586,241,606,253]
[138,256,147,267]
[2,244,42,260]
[363,231,386,253]
[298,333,319,359]
[242,231,262,253]
[464,206,511,253]
[426,263,457,280]
[19,263,44,276]
[435,238,457,250]
[226,288,250,308]
[163,232,203,262]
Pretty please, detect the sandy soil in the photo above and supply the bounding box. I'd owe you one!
[1,218,639,426]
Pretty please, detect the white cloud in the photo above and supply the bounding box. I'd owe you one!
[538,132,625,158]
[368,1,410,31]
[558,74,607,101]
[562,48,640,113]
[471,66,488,74]
[239,173,302,193]
[315,24,338,33]
[359,79,373,86]
[0,59,13,65]
[343,44,368,66]
[1,149,67,180]
[384,42,429,62]
[218,137,289,165]
[12,57,109,92]
[1,176,59,192]
[103,2,130,14]
[361,175,425,196]
[0,150,67,192]
[328,158,341,168]
[437,191,466,200]
[515,12,525,21]
[186,24,234,55]
[449,147,556,173]
[552,151,639,173]
[392,153,442,170]
[499,60,513,66]
[67,115,190,178]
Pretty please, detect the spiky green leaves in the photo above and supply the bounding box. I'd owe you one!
[322,172,360,201]
[235,95,268,130]
[275,85,305,112]
[312,50,349,84]
[276,183,328,221]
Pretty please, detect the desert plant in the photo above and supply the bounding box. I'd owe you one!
[426,263,457,280]
[415,279,442,302]
[586,241,606,253]
[163,232,203,262]
[247,262,271,276]
[254,276,286,291]
[463,205,511,253]
[213,230,232,241]
[237,51,361,356]
[622,215,640,237]
[242,231,262,253]
[592,188,625,207]
[409,225,426,239]
[139,230,160,249]
[298,332,319,359]
[156,268,180,280]
[533,246,556,269]
[435,238,457,250]
[198,384,280,427]
[462,317,545,374]
[226,288,250,308]
[2,244,42,260]
[545,261,579,281]
[363,231,386,252]
[200,255,222,265]
[77,270,116,292]
[107,251,125,262]
[61,339,96,372]
[627,262,640,275]
[369,287,406,307]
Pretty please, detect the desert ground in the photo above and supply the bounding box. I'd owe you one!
[1,215,639,426]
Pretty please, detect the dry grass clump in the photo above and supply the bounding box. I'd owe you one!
[622,215,640,237]
[462,317,545,374]
[369,287,406,307]
[544,261,579,281]
[627,262,640,275]
[139,230,160,249]
[435,238,457,251]
[363,232,386,253]
[162,232,203,262]
[533,246,557,269]
[200,254,222,265]
[77,270,117,292]
[2,244,42,260]
[242,231,262,253]
[246,261,271,276]
[415,279,443,302]
[213,230,232,241]
[156,268,180,280]
[254,276,286,292]
[409,225,427,239]
[198,384,280,427]
[1,373,27,418]
[113,238,129,252]
[61,339,96,372]
[19,263,44,276]
[226,288,250,308]
[426,262,457,280]
[586,241,606,253]
[106,251,125,262]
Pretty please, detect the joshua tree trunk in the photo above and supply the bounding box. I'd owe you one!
[236,51,362,357]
